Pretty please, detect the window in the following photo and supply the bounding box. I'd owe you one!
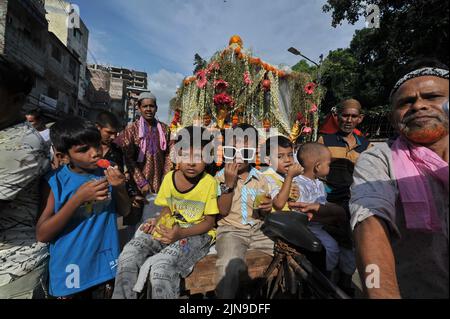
[51,45,62,63]
[73,28,82,39]
[48,87,58,100]
[69,59,78,81]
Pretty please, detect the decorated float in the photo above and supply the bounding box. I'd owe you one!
[170,35,324,144]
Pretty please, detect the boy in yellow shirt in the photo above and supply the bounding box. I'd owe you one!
[262,136,303,211]
[112,126,219,299]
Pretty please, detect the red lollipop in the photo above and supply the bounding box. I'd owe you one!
[97,159,111,169]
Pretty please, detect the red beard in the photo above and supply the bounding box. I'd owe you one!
[403,125,448,144]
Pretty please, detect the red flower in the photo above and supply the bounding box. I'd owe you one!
[302,127,312,134]
[297,112,306,124]
[213,93,234,107]
[196,70,208,89]
[243,71,252,85]
[214,79,229,91]
[171,110,181,125]
[304,82,316,95]
[309,104,318,113]
[207,62,220,73]
[262,79,271,91]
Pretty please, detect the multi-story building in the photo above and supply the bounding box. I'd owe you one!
[0,0,57,117]
[110,66,148,90]
[88,64,149,125]
[45,0,90,116]
[45,31,80,116]
[0,0,83,120]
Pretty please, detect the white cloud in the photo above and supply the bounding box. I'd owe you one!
[149,69,184,123]
[108,0,364,74]
[87,0,365,123]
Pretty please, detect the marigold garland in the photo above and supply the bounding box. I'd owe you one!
[172,35,323,141]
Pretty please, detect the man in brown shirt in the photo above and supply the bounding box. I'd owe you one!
[120,92,173,223]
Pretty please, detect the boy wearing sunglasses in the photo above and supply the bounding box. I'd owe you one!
[214,124,273,299]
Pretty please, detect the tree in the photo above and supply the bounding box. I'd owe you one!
[322,0,449,110]
[292,59,317,75]
[319,48,358,113]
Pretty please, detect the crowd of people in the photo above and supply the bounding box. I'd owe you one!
[0,55,448,299]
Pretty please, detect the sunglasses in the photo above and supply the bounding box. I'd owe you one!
[223,146,256,161]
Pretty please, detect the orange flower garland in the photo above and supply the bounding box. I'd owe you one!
[229,35,243,47]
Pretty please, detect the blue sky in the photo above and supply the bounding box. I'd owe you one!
[71,0,364,122]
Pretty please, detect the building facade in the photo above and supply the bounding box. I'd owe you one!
[0,0,83,120]
[88,64,149,126]
[45,0,90,116]
[0,0,56,116]
[45,32,80,116]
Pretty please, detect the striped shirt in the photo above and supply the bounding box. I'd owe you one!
[261,167,290,212]
[318,133,372,203]
[215,167,271,229]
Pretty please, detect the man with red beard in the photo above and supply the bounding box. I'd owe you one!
[350,59,449,299]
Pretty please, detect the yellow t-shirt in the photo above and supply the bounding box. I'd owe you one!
[262,167,290,212]
[154,171,219,241]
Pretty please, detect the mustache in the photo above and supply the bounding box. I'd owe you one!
[401,112,446,125]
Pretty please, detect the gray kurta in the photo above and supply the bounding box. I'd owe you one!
[350,142,449,299]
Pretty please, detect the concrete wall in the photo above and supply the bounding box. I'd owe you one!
[45,33,79,114]
[45,0,69,45]
[1,0,47,76]
[0,0,7,54]
[0,0,51,114]
[45,0,90,106]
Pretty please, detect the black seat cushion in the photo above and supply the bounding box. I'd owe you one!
[262,212,323,253]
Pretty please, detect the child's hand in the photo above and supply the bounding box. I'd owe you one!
[154,224,181,245]
[289,183,300,201]
[224,163,239,189]
[287,163,304,178]
[76,179,109,203]
[104,166,126,187]
[258,195,273,214]
[140,218,157,234]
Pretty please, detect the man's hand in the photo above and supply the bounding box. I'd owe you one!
[131,195,144,208]
[75,179,109,203]
[224,163,239,189]
[287,163,304,178]
[288,202,320,221]
[140,218,157,234]
[154,224,182,245]
[140,183,151,196]
[105,166,126,187]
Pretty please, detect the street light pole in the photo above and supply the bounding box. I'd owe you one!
[288,47,322,82]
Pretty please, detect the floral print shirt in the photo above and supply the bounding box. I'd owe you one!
[0,122,50,286]
[119,120,173,195]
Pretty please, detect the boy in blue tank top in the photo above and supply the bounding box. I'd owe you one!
[36,117,131,298]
